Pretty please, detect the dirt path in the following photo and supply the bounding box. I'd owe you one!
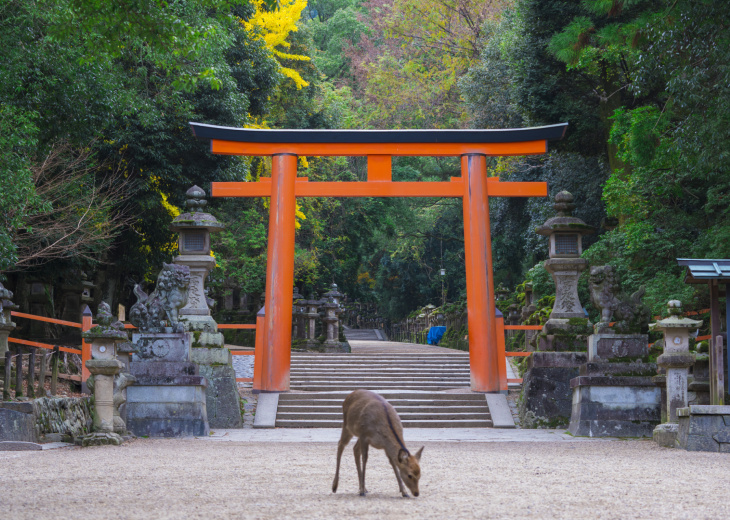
[2,439,728,519]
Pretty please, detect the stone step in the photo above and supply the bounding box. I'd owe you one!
[277,411,491,421]
[289,385,469,391]
[279,392,487,401]
[290,369,471,375]
[275,418,494,428]
[289,375,469,382]
[291,362,469,366]
[291,359,469,365]
[291,363,469,368]
[279,405,490,413]
[292,351,469,359]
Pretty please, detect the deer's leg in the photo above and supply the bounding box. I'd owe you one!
[388,457,409,498]
[353,439,366,496]
[361,442,369,494]
[332,428,352,493]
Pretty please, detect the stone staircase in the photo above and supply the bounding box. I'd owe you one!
[342,327,385,341]
[275,351,495,428]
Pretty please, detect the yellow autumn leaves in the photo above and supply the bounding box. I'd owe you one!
[242,0,310,89]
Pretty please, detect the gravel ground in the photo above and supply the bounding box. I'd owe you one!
[2,438,729,519]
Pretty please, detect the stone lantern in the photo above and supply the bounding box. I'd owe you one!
[323,297,340,348]
[322,283,344,341]
[323,283,343,307]
[170,186,242,430]
[535,191,594,350]
[170,185,224,342]
[0,282,18,357]
[292,287,305,340]
[81,302,128,446]
[305,295,321,347]
[650,300,701,447]
[496,283,510,301]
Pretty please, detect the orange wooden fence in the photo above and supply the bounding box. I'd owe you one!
[9,310,89,359]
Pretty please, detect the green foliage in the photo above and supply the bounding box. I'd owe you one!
[0,106,47,271]
[310,5,369,79]
[51,0,249,91]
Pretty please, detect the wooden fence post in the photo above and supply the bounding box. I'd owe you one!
[3,351,11,401]
[51,346,60,396]
[37,351,48,398]
[27,348,36,399]
[496,310,507,393]
[714,335,725,406]
[14,345,23,399]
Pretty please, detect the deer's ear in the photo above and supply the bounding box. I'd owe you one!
[415,446,424,461]
[398,449,409,463]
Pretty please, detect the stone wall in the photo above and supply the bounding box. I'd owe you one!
[0,396,92,443]
[33,397,93,442]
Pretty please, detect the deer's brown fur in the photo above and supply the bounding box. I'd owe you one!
[332,389,423,497]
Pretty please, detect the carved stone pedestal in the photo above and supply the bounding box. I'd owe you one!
[126,333,209,437]
[569,334,660,437]
[677,405,730,452]
[518,352,587,428]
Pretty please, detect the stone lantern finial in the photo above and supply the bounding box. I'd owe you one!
[185,185,208,213]
[553,191,576,217]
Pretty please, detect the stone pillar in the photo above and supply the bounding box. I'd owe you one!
[0,282,18,357]
[322,283,344,344]
[292,287,304,340]
[651,300,700,447]
[305,298,320,345]
[324,299,337,343]
[81,302,128,446]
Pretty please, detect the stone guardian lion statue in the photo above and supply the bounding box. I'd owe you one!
[129,263,190,333]
[589,265,651,334]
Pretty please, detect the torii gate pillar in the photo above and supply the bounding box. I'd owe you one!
[261,154,298,391]
[462,154,500,391]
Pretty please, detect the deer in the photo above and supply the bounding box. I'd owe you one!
[332,389,424,498]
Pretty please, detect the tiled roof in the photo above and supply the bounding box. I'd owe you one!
[677,258,730,283]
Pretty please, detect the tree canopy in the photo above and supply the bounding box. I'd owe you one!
[2,0,727,322]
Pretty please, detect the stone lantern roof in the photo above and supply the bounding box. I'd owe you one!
[323,283,343,299]
[536,191,594,236]
[650,300,703,331]
[170,185,224,232]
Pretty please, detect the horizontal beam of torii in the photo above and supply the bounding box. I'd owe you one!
[190,122,567,394]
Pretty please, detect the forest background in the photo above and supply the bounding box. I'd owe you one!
[1,0,728,328]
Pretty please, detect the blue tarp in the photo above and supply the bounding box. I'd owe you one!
[426,326,446,345]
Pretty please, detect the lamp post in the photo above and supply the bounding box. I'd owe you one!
[439,267,446,306]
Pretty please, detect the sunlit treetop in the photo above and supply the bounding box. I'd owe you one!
[242,0,311,89]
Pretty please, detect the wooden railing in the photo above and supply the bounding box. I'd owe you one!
[8,310,91,380]
[3,345,65,400]
[499,322,541,390]
[8,310,263,386]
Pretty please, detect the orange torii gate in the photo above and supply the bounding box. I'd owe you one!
[190,122,567,394]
